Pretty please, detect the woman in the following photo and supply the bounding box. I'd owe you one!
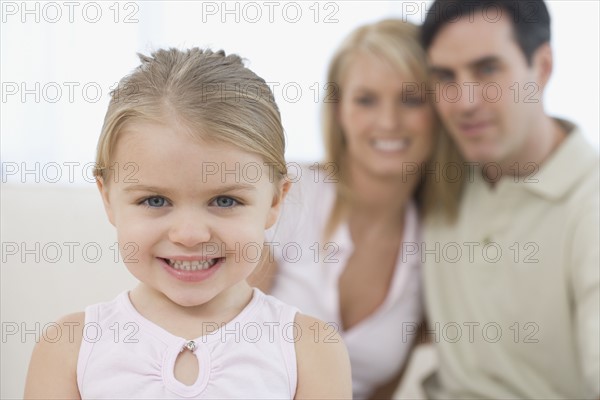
[251,19,461,399]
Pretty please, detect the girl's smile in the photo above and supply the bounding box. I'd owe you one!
[158,256,224,282]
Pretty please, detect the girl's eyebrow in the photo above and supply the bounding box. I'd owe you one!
[209,184,257,194]
[123,183,257,194]
[123,185,169,193]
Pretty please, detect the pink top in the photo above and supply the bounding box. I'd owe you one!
[77,288,299,399]
[268,165,423,399]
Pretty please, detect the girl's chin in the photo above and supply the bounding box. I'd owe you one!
[165,292,215,308]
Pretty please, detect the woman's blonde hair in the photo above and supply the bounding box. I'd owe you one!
[322,19,464,237]
[94,48,286,185]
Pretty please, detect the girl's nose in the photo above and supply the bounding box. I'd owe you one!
[168,211,212,248]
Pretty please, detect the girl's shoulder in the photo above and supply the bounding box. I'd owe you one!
[24,311,85,398]
[293,313,352,399]
[29,311,86,363]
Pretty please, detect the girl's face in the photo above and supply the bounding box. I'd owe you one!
[338,53,435,179]
[97,118,286,309]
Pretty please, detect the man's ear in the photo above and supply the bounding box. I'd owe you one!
[96,177,115,226]
[265,178,292,229]
[533,42,553,90]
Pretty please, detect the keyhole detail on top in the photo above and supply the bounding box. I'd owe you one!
[174,341,199,386]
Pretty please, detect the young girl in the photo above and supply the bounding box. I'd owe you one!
[24,48,351,399]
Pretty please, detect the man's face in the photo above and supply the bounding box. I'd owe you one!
[427,12,546,165]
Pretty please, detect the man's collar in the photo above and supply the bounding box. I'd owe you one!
[519,119,598,200]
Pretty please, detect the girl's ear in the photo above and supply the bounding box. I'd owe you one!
[96,177,115,226]
[265,179,292,229]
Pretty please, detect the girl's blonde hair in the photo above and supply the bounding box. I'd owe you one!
[94,48,286,185]
[322,19,464,237]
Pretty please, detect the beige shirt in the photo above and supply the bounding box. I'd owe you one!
[423,121,600,399]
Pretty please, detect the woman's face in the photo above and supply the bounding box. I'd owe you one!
[338,52,435,180]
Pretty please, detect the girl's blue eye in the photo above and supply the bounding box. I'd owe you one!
[142,196,167,208]
[213,196,238,208]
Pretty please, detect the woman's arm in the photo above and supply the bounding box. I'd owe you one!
[23,312,84,399]
[366,340,419,399]
[367,367,406,400]
[367,317,428,399]
[294,313,352,399]
[247,252,279,293]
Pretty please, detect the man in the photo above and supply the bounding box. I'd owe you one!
[420,1,599,398]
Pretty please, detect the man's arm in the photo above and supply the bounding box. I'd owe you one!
[570,195,600,398]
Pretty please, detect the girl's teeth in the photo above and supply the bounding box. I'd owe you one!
[167,258,218,271]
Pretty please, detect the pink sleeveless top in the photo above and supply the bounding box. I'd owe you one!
[77,288,299,399]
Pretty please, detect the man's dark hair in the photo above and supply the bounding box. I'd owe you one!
[421,0,551,64]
